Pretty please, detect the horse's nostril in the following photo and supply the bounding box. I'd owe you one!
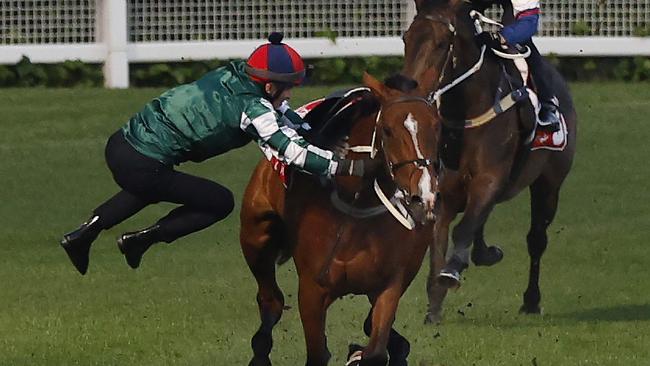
[411,195,423,204]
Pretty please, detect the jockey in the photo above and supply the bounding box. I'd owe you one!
[60,32,375,275]
[473,0,561,130]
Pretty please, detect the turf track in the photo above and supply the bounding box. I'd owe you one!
[0,83,649,365]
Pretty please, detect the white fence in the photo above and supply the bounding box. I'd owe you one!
[1,0,650,88]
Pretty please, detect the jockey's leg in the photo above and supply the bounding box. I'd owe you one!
[525,41,561,130]
[118,170,234,269]
[61,191,148,275]
[61,131,152,274]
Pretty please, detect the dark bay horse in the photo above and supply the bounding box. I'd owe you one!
[240,71,441,365]
[401,0,577,322]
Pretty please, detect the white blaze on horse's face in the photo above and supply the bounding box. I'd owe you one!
[403,113,437,213]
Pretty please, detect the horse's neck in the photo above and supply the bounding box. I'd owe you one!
[441,44,505,121]
[436,5,513,120]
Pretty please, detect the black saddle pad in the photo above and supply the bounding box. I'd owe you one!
[301,87,379,149]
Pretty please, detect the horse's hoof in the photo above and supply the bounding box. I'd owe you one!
[519,304,542,315]
[471,246,504,266]
[346,344,364,366]
[437,270,461,289]
[424,311,442,325]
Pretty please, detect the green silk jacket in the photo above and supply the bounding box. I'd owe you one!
[122,61,337,176]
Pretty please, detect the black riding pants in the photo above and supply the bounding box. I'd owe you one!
[524,41,554,102]
[92,131,235,243]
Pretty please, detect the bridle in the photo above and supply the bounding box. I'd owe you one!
[377,95,438,178]
[346,94,440,230]
[419,14,458,100]
[414,12,489,106]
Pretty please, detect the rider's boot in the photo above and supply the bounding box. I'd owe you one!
[117,224,163,269]
[60,215,103,275]
[539,96,561,132]
[525,41,562,132]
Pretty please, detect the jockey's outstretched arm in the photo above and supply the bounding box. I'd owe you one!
[242,99,375,178]
[276,100,311,132]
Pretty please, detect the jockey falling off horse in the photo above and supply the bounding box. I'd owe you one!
[473,0,561,131]
[60,33,375,275]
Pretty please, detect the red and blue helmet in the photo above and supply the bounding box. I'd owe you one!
[246,32,306,86]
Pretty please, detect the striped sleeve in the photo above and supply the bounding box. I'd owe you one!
[241,98,338,176]
[276,100,312,132]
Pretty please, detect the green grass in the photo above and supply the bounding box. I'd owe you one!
[0,83,649,365]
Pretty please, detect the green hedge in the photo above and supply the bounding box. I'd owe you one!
[0,56,104,87]
[1,55,650,88]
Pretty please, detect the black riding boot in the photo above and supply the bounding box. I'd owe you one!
[117,224,163,269]
[538,97,561,131]
[60,215,103,275]
[526,41,561,131]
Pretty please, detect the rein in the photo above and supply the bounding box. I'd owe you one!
[418,10,532,127]
[375,96,437,176]
[341,95,436,230]
[420,12,488,106]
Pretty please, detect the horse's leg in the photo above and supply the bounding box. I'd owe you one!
[359,305,410,366]
[299,280,332,366]
[425,199,456,324]
[438,174,505,288]
[352,287,401,365]
[521,175,560,314]
[470,223,504,266]
[241,216,285,366]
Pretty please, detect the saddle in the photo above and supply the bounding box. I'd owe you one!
[270,87,379,187]
[440,44,567,171]
[299,87,378,149]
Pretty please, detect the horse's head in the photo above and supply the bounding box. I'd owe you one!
[402,0,472,84]
[363,69,442,224]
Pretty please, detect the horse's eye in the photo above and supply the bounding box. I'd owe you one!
[383,126,393,137]
[437,42,448,50]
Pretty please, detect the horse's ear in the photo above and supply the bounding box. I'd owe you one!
[363,72,389,102]
[417,66,440,96]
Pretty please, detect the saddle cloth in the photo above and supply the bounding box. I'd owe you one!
[513,57,568,151]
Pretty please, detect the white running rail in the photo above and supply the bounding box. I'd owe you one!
[1,0,649,88]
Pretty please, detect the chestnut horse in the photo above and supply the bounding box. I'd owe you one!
[401,0,577,322]
[240,72,441,366]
